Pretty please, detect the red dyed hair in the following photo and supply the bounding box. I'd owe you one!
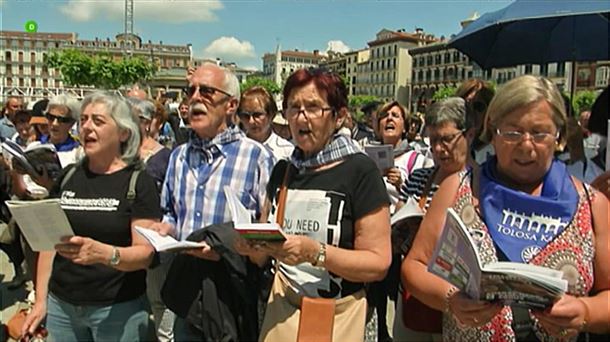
[282,68,348,114]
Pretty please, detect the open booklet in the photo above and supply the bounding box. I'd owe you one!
[364,144,394,172]
[134,226,207,252]
[6,199,74,251]
[223,186,286,241]
[1,140,63,180]
[428,208,568,309]
[391,197,424,255]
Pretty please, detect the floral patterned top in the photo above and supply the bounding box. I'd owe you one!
[443,170,596,342]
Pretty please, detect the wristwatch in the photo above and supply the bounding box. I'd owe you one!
[313,242,327,268]
[109,247,121,267]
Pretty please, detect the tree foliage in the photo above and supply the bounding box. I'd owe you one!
[349,95,380,109]
[432,86,458,101]
[45,49,156,89]
[572,90,598,116]
[240,77,281,95]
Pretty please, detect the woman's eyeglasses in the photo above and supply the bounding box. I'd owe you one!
[284,105,334,119]
[238,111,267,121]
[183,84,232,99]
[429,130,465,147]
[45,112,75,124]
[495,129,559,144]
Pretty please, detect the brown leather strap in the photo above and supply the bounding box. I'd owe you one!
[297,297,335,342]
[275,164,292,226]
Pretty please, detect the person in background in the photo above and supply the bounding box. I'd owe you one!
[0,96,22,141]
[150,101,176,149]
[588,86,609,200]
[21,92,161,341]
[29,99,50,142]
[377,101,434,213]
[558,117,603,184]
[271,112,292,141]
[456,79,495,164]
[127,97,174,342]
[41,95,83,168]
[394,97,474,341]
[238,86,294,160]
[11,110,34,147]
[403,75,609,341]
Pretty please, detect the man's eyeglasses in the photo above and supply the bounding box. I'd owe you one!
[429,130,464,147]
[238,111,267,121]
[184,84,232,99]
[284,105,334,119]
[45,112,75,124]
[495,129,559,144]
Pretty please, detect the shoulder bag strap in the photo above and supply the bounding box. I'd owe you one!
[275,163,292,226]
[418,167,438,210]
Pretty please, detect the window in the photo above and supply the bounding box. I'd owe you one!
[420,57,425,66]
[525,64,533,74]
[18,51,24,63]
[435,55,441,65]
[393,58,396,68]
[19,78,24,87]
[31,78,36,87]
[43,79,48,87]
[5,51,11,62]
[427,56,433,65]
[434,69,440,80]
[595,66,610,87]
[444,53,450,64]
[394,45,397,55]
[31,52,36,62]
[540,64,548,76]
[557,62,565,77]
[413,58,418,68]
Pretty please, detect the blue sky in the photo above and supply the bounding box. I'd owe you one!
[1,0,511,69]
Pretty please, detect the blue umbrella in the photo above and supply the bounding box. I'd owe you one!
[448,0,610,69]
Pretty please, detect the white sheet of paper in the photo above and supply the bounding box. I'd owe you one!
[135,226,205,252]
[364,144,394,171]
[6,199,74,251]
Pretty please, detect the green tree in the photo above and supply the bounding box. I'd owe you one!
[240,77,281,95]
[348,95,380,109]
[432,86,457,101]
[572,90,598,116]
[45,49,155,89]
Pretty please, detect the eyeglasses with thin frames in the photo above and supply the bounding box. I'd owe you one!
[284,105,334,119]
[429,130,465,148]
[495,129,559,144]
[184,84,232,99]
[45,112,75,124]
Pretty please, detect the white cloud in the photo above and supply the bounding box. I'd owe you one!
[326,40,351,53]
[203,36,256,60]
[58,0,223,23]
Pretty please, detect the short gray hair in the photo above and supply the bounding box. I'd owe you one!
[80,92,141,164]
[126,97,155,121]
[425,97,471,131]
[199,62,241,106]
[47,94,81,121]
[481,75,567,144]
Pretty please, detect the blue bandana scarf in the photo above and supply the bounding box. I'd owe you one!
[479,158,579,263]
[290,134,362,171]
[188,126,243,164]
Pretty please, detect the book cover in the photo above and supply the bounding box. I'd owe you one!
[364,144,394,172]
[135,226,206,252]
[223,186,286,241]
[2,140,62,180]
[428,208,567,308]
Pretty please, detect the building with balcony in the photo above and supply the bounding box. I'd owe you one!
[363,28,438,110]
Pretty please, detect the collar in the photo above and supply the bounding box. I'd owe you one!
[187,125,244,163]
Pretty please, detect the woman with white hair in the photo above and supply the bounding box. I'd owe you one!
[22,92,162,341]
[41,94,83,167]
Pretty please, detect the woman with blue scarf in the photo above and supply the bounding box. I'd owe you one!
[237,68,391,342]
[403,75,609,341]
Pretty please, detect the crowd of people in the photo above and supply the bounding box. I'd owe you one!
[0,63,608,342]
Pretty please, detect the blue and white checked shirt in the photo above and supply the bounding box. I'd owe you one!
[161,126,274,241]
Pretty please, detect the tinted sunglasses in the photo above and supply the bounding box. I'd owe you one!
[45,112,75,124]
[183,84,232,98]
[238,111,267,121]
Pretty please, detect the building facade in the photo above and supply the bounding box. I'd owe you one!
[262,46,325,87]
[362,29,438,110]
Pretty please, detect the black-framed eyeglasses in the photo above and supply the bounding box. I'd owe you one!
[238,111,267,121]
[284,105,334,119]
[495,129,559,144]
[429,130,465,147]
[183,84,232,99]
[45,112,75,124]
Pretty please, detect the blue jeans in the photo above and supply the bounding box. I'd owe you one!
[46,293,150,342]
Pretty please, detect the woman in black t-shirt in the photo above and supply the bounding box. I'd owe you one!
[22,92,161,342]
[238,68,391,342]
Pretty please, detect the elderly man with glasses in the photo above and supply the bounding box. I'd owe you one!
[149,63,274,341]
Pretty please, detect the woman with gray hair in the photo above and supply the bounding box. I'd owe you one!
[394,97,473,341]
[22,91,162,341]
[403,76,609,341]
[42,94,83,167]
